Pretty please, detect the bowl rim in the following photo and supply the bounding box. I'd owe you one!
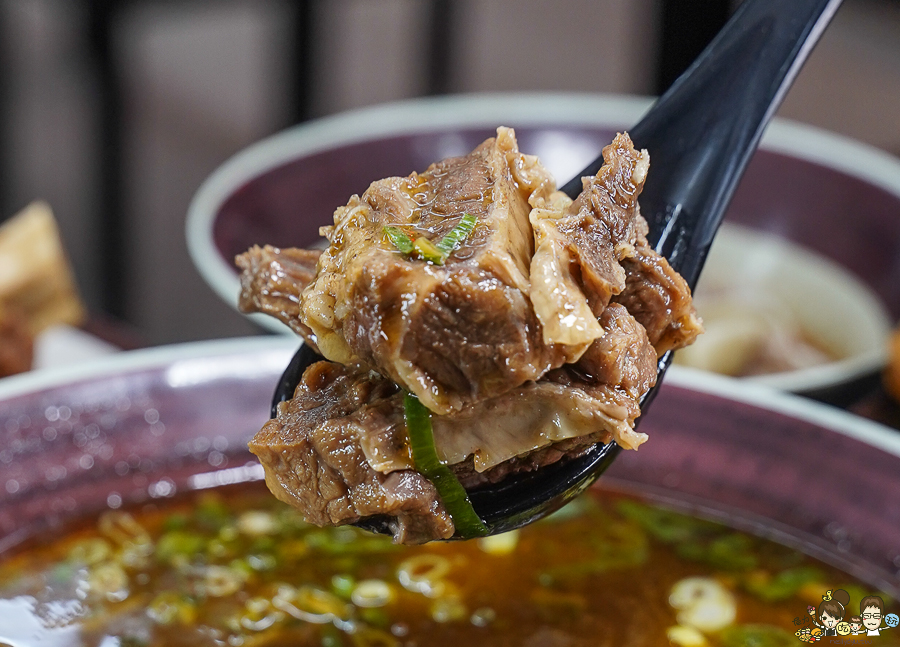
[185,91,900,390]
[0,336,297,401]
[2,336,899,463]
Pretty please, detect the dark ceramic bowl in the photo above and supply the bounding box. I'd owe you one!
[0,338,898,597]
[186,93,900,397]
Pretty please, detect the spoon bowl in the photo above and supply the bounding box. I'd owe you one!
[271,0,843,536]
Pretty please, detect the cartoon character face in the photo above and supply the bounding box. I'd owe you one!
[821,611,839,628]
[863,606,883,631]
[849,621,862,632]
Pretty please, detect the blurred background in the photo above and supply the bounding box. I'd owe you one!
[0,0,898,347]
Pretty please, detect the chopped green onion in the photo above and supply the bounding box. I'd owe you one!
[352,579,394,608]
[68,538,112,565]
[320,625,343,647]
[331,574,356,599]
[436,213,477,257]
[430,595,468,623]
[195,494,232,531]
[384,214,478,265]
[397,554,451,594]
[147,591,197,625]
[384,226,414,255]
[350,627,401,646]
[359,607,391,628]
[155,530,205,563]
[477,530,519,555]
[616,499,718,543]
[403,393,488,538]
[702,533,758,571]
[201,564,246,597]
[237,510,279,536]
[412,237,445,264]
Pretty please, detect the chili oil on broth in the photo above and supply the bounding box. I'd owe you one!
[0,484,896,647]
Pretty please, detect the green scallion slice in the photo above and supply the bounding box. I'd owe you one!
[384,226,414,255]
[403,393,488,538]
[385,214,478,265]
[436,212,477,258]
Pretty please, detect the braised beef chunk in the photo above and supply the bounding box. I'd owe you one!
[249,361,454,544]
[269,128,574,415]
[241,129,702,543]
[236,245,322,338]
[574,303,657,398]
[613,229,704,355]
[528,133,649,352]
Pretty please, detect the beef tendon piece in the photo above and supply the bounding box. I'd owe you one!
[278,128,574,414]
[530,133,648,345]
[530,132,701,357]
[433,370,649,466]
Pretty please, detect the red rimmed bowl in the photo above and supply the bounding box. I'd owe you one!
[186,93,900,397]
[1,337,898,597]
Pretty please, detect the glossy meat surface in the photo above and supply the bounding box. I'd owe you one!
[241,130,702,542]
[294,128,566,414]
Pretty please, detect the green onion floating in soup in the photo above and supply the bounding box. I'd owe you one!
[1,483,896,647]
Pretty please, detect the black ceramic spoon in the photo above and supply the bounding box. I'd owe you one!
[272,0,843,537]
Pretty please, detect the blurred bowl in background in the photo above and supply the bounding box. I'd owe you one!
[0,338,898,597]
[678,223,891,397]
[186,93,900,397]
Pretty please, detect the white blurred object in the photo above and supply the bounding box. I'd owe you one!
[676,224,891,392]
[33,324,118,369]
[669,577,736,634]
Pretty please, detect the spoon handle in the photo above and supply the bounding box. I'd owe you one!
[561,0,842,288]
[469,0,843,534]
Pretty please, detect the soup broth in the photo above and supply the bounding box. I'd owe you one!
[0,483,896,647]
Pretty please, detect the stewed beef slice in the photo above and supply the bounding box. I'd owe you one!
[242,130,702,543]
[237,130,685,415]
